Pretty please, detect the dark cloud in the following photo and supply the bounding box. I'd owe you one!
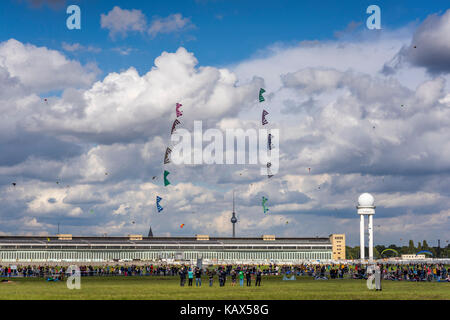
[382,9,450,75]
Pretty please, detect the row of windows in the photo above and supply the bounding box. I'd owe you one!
[0,245,331,250]
[0,250,332,261]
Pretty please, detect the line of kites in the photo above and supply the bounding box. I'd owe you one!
[154,89,276,226]
[155,103,185,228]
[259,88,274,215]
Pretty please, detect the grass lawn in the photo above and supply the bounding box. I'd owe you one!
[0,276,449,300]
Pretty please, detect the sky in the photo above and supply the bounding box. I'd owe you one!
[0,0,449,246]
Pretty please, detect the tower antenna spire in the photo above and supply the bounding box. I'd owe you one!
[233,189,235,212]
[231,189,237,238]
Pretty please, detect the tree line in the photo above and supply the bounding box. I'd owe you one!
[346,240,449,259]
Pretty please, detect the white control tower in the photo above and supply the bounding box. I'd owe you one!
[357,193,375,261]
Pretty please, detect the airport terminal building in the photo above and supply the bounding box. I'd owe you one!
[0,234,345,264]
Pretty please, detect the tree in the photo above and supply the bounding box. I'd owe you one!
[373,247,380,259]
[422,240,430,250]
[408,240,415,253]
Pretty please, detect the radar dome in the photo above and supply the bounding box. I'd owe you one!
[358,193,374,207]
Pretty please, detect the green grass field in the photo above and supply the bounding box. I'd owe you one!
[0,276,449,300]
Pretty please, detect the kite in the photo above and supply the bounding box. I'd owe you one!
[416,250,433,256]
[47,237,50,242]
[176,103,183,117]
[267,162,273,178]
[262,110,269,125]
[180,224,185,228]
[268,134,274,150]
[105,172,108,175]
[12,183,16,187]
[164,170,171,186]
[259,88,265,102]
[56,181,59,185]
[262,196,269,213]
[380,248,399,257]
[308,168,311,173]
[90,209,94,214]
[156,196,163,213]
[132,221,135,224]
[164,147,172,164]
[171,119,181,135]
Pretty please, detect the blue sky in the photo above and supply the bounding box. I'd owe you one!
[1,0,449,74]
[0,0,449,245]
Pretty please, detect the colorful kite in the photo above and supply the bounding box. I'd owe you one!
[262,196,269,213]
[176,103,183,117]
[416,250,433,256]
[259,88,265,102]
[268,134,273,150]
[267,162,273,178]
[164,170,171,186]
[171,119,181,135]
[180,224,185,228]
[380,248,399,256]
[164,147,172,164]
[262,110,269,125]
[156,196,163,213]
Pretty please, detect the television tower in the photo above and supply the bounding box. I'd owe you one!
[231,190,237,238]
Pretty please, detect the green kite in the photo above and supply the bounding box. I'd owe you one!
[164,170,171,186]
[259,88,265,102]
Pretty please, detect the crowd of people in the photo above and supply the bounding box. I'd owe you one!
[178,266,263,287]
[1,263,449,283]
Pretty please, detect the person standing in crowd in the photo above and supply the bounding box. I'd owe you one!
[255,269,262,286]
[375,264,382,291]
[188,268,193,286]
[218,268,223,287]
[195,267,202,287]
[221,268,227,287]
[239,269,244,287]
[231,270,237,286]
[179,267,186,286]
[208,269,214,287]
[246,269,252,286]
